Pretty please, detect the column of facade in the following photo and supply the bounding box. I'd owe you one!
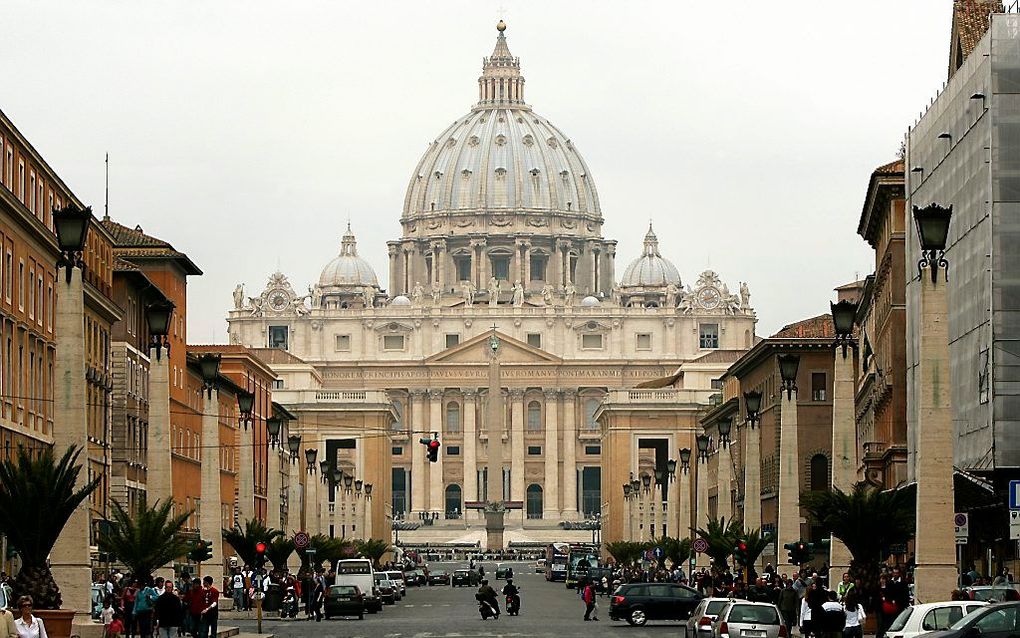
[410,390,426,516]
[829,351,855,587]
[623,494,632,541]
[267,446,282,530]
[743,420,762,538]
[478,245,490,291]
[777,389,801,558]
[678,467,692,541]
[463,390,478,520]
[50,266,91,617]
[147,346,172,506]
[717,441,733,522]
[561,391,578,519]
[238,419,255,523]
[470,240,485,290]
[509,389,525,524]
[562,243,573,287]
[695,458,710,569]
[592,246,601,295]
[603,243,616,295]
[522,242,532,287]
[428,390,444,516]
[542,390,560,519]
[200,390,225,576]
[305,454,321,536]
[667,443,679,540]
[388,243,401,296]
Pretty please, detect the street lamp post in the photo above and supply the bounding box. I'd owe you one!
[716,418,734,522]
[197,352,224,576]
[776,353,801,556]
[145,300,175,507]
[742,390,763,536]
[829,298,859,587]
[694,434,710,569]
[236,389,256,523]
[678,449,692,549]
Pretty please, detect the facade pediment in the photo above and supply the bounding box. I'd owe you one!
[426,330,561,364]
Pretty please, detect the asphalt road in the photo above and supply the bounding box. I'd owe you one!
[231,561,691,638]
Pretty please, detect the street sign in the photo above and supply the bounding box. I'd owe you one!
[294,531,310,549]
[653,546,664,560]
[1010,480,1020,510]
[644,549,654,561]
[693,538,709,554]
[1010,510,1020,541]
[955,513,969,544]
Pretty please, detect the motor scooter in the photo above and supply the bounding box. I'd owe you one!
[475,593,499,619]
[505,592,521,616]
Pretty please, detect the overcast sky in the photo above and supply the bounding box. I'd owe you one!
[3,1,951,342]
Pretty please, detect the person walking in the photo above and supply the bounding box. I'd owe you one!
[842,591,866,638]
[154,581,183,638]
[836,573,855,603]
[133,580,158,638]
[121,580,138,638]
[0,596,17,638]
[186,579,204,638]
[582,580,598,621]
[13,597,47,638]
[196,577,219,638]
[778,579,800,629]
[310,571,325,622]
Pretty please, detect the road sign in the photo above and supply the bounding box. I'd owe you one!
[1010,510,1020,541]
[955,513,969,544]
[294,531,310,549]
[653,546,664,560]
[1010,480,1020,510]
[693,538,709,554]
[644,549,654,561]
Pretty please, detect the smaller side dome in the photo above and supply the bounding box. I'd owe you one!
[619,223,681,288]
[581,296,600,307]
[391,295,411,306]
[318,224,380,288]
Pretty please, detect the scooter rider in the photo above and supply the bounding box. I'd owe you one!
[501,579,520,615]
[477,579,500,618]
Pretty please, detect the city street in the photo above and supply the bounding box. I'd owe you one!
[231,562,687,638]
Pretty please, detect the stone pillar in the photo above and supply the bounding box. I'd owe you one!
[306,456,320,536]
[428,390,444,516]
[561,391,578,519]
[564,244,574,287]
[463,390,478,520]
[777,390,801,557]
[667,445,679,539]
[238,417,255,523]
[50,266,91,618]
[743,422,761,539]
[829,351,855,587]
[479,246,490,291]
[388,242,401,296]
[603,242,617,296]
[523,243,532,286]
[267,446,282,530]
[717,443,732,523]
[434,240,446,291]
[147,346,172,506]
[200,389,225,577]
[592,246,601,295]
[509,389,525,524]
[287,455,302,571]
[410,390,426,516]
[695,458,710,569]
[679,467,692,542]
[913,274,957,603]
[623,494,632,541]
[543,390,560,519]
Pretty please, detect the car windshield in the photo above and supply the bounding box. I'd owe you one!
[706,600,729,615]
[950,607,1000,631]
[728,605,781,624]
[330,585,358,595]
[970,587,1014,602]
[887,607,913,632]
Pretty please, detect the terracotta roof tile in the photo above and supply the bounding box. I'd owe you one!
[101,218,173,248]
[951,1,1002,74]
[873,159,904,176]
[771,313,835,339]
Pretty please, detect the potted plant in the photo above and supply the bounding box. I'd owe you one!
[0,446,99,638]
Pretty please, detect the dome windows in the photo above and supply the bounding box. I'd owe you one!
[434,170,444,180]
[522,134,534,146]
[494,167,507,178]
[468,135,480,147]
[546,137,558,148]
[495,134,507,146]
[530,168,541,177]
[461,168,473,178]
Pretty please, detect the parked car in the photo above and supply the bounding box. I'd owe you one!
[383,571,407,596]
[453,569,480,587]
[916,601,1020,638]
[403,569,426,587]
[687,598,736,637]
[885,601,987,638]
[336,559,381,613]
[609,582,701,626]
[713,601,786,638]
[374,576,397,605]
[535,559,547,573]
[323,584,365,620]
[428,569,451,586]
[963,587,1020,603]
[495,563,514,579]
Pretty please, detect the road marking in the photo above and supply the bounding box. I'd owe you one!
[422,603,433,607]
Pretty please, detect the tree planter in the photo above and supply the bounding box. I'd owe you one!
[35,609,76,638]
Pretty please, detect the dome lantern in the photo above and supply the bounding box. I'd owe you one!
[477,20,526,107]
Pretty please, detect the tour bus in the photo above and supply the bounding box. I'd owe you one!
[565,544,600,589]
[544,543,569,581]
[335,558,382,613]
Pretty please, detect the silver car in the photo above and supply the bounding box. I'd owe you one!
[687,598,735,637]
[714,601,787,638]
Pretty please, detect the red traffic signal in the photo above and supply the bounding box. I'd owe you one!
[427,438,441,462]
[739,542,747,552]
[255,541,267,554]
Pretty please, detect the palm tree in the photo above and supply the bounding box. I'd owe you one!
[802,482,914,606]
[221,519,283,568]
[296,534,354,571]
[265,537,295,571]
[693,516,742,569]
[98,499,192,584]
[655,536,692,569]
[356,539,391,568]
[0,446,100,609]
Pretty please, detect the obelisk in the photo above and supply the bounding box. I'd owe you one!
[484,330,506,550]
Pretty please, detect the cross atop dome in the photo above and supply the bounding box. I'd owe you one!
[478,20,526,108]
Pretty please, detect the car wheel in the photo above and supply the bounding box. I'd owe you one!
[629,608,647,626]
[358,612,364,620]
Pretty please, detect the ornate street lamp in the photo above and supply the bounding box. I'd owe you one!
[679,448,692,473]
[623,483,632,499]
[666,458,677,480]
[287,435,302,463]
[305,448,317,474]
[777,353,800,400]
[266,415,283,448]
[198,353,221,399]
[364,483,373,498]
[831,299,858,359]
[695,433,710,462]
[717,417,732,448]
[743,390,762,429]
[236,391,255,430]
[319,459,329,482]
[913,203,953,283]
[344,474,354,492]
[630,477,640,494]
[53,204,92,283]
[654,469,664,485]
[355,479,364,494]
[144,300,174,360]
[641,473,651,493]
[331,468,343,488]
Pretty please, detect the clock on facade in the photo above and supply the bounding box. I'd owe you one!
[268,289,290,312]
[698,286,721,309]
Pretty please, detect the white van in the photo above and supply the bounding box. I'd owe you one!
[335,559,381,613]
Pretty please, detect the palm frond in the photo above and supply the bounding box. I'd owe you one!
[98,499,192,583]
[221,518,284,568]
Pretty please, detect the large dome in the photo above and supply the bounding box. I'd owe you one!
[620,224,681,288]
[319,224,378,288]
[402,25,601,219]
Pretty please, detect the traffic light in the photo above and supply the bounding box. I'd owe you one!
[189,539,213,563]
[733,541,749,566]
[784,541,810,565]
[420,435,441,462]
[255,541,267,568]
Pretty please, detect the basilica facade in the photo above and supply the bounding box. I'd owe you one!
[226,22,757,544]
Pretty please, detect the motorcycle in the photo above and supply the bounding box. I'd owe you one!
[476,593,499,620]
[505,592,521,616]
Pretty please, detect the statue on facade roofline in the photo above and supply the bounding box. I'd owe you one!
[512,280,524,307]
[432,281,442,305]
[740,281,751,309]
[541,283,554,305]
[233,284,245,310]
[461,281,476,306]
[488,276,500,306]
[564,282,576,306]
[411,281,425,306]
[665,282,678,309]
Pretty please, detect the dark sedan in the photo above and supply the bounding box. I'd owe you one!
[428,569,451,586]
[919,602,1020,638]
[452,569,480,587]
[609,582,702,626]
[403,569,426,586]
[323,585,365,620]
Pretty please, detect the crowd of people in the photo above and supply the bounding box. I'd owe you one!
[88,572,221,638]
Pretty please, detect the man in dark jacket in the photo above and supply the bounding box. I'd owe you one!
[154,581,184,638]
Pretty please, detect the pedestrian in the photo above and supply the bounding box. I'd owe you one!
[310,571,325,622]
[101,599,115,636]
[154,581,183,638]
[121,580,138,638]
[133,580,158,638]
[836,573,854,602]
[582,580,598,621]
[842,591,866,638]
[107,614,125,638]
[0,597,16,638]
[186,579,204,638]
[778,579,799,629]
[13,596,47,638]
[196,577,219,638]
[230,571,244,613]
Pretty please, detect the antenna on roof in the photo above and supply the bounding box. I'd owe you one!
[104,153,110,221]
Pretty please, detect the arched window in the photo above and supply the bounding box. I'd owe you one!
[527,401,542,432]
[445,484,462,519]
[446,402,461,433]
[584,398,601,430]
[810,454,829,492]
[526,484,543,519]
